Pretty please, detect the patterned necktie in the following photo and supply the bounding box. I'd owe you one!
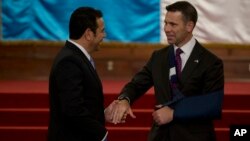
[90,57,95,69]
[175,48,183,80]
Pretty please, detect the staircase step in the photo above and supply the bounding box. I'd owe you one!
[105,94,250,110]
[0,93,249,110]
[0,81,250,109]
[214,110,250,128]
[0,80,249,141]
[107,127,150,141]
[108,127,230,141]
[0,126,48,141]
[222,94,250,110]
[0,126,229,141]
[0,93,49,108]
[0,108,49,126]
[108,110,250,128]
[1,108,250,129]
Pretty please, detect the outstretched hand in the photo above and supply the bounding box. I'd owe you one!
[105,100,119,123]
[112,99,136,124]
[105,99,136,124]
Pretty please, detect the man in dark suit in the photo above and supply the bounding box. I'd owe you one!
[48,7,115,141]
[109,1,224,141]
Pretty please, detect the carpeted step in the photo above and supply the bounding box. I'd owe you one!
[0,92,250,110]
[0,80,249,141]
[1,108,250,129]
[0,126,229,141]
[0,93,49,108]
[105,93,250,110]
[1,81,250,109]
[0,126,48,141]
[0,108,49,126]
[108,127,230,141]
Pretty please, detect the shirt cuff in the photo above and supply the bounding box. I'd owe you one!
[101,131,108,141]
[118,95,130,104]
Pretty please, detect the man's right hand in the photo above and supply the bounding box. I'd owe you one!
[111,99,136,124]
[104,100,119,123]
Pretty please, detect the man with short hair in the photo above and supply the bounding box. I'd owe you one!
[48,7,113,141]
[109,1,224,141]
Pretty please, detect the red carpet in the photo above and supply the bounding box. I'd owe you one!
[0,80,250,141]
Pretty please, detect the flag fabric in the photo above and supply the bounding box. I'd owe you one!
[2,0,250,43]
[2,0,160,43]
[161,0,250,44]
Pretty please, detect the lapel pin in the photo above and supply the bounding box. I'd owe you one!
[194,59,199,63]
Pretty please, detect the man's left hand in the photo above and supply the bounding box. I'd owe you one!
[152,105,174,125]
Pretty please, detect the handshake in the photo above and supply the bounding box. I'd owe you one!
[104,99,136,124]
[104,99,174,125]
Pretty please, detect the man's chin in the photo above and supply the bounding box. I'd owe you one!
[167,40,175,45]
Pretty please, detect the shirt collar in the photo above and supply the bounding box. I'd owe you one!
[68,39,91,61]
[174,36,196,56]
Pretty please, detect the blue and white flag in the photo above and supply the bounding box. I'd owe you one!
[2,0,250,43]
[2,0,160,43]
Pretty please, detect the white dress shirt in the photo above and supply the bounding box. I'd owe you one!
[174,36,196,71]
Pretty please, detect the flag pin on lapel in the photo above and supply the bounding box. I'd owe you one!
[194,59,199,63]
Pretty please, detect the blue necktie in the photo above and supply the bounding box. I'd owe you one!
[90,57,95,69]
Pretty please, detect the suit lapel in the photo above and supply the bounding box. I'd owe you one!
[180,41,204,86]
[66,41,103,89]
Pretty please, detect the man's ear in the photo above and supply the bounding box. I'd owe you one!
[186,21,195,32]
[84,28,93,41]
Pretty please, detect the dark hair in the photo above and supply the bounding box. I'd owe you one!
[166,1,198,26]
[69,7,103,40]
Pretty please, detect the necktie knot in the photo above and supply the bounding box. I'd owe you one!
[176,48,183,56]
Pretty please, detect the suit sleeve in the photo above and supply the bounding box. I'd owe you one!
[173,58,224,121]
[119,52,155,104]
[55,57,106,140]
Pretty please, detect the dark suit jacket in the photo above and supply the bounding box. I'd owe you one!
[48,41,106,141]
[119,41,224,141]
